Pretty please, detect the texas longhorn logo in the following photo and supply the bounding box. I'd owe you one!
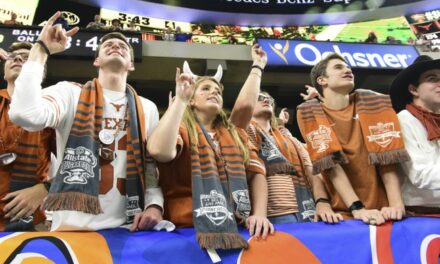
[367,122,400,148]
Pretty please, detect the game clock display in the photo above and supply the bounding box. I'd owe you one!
[0,26,142,62]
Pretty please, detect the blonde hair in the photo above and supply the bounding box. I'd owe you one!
[183,77,250,164]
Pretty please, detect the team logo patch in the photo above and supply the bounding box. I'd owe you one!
[60,147,97,184]
[126,196,142,223]
[367,122,400,148]
[261,139,282,161]
[232,190,251,218]
[306,125,332,153]
[300,199,315,221]
[194,190,234,226]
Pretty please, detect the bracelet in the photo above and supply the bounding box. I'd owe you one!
[36,40,51,56]
[250,72,261,78]
[251,65,264,73]
[315,197,330,205]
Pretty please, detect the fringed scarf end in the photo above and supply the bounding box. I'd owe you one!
[44,192,103,214]
[196,232,248,250]
[368,149,410,165]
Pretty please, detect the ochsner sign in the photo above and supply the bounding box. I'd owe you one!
[257,39,419,69]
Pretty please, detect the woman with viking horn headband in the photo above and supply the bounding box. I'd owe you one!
[148,45,274,250]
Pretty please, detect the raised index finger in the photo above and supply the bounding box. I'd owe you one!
[46,11,61,26]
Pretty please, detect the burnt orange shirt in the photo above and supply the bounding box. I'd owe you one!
[320,100,389,216]
[0,89,52,230]
[158,124,265,228]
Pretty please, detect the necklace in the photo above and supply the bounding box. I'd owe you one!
[99,101,128,161]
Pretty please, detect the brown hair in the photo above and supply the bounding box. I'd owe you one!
[8,42,33,52]
[310,53,346,96]
[95,32,134,62]
[4,42,47,79]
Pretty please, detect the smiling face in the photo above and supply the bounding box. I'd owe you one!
[190,78,224,117]
[4,48,29,83]
[409,68,440,112]
[93,36,134,72]
[319,58,354,95]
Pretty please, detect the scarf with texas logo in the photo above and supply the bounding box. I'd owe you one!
[44,79,147,224]
[297,89,409,174]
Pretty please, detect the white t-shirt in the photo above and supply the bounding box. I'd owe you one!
[397,110,440,207]
[10,61,163,230]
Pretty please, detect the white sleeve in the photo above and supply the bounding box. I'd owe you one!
[9,61,75,131]
[140,97,164,211]
[399,113,440,190]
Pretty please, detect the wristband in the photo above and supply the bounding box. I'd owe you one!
[348,200,365,213]
[36,40,51,56]
[251,65,264,73]
[315,197,330,206]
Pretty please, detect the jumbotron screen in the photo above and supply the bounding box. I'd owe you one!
[139,0,424,14]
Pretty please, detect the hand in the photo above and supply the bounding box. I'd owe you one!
[300,85,321,101]
[129,205,163,232]
[314,202,343,223]
[37,11,79,54]
[2,183,47,222]
[381,205,405,221]
[278,108,289,125]
[168,91,175,108]
[246,215,274,239]
[175,67,194,103]
[352,208,386,225]
[0,48,7,61]
[251,44,267,69]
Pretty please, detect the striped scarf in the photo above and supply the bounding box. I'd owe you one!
[0,89,51,231]
[247,122,315,222]
[190,123,250,250]
[44,80,146,224]
[297,89,409,174]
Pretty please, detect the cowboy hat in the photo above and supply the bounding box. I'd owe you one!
[389,55,440,113]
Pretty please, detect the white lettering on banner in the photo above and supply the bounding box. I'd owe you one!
[226,0,270,3]
[293,42,412,68]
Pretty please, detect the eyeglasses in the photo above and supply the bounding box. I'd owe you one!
[6,52,29,62]
[258,95,274,105]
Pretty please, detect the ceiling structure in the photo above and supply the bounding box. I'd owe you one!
[74,0,439,26]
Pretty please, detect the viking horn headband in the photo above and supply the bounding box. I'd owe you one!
[183,61,223,83]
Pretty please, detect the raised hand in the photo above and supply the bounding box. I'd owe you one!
[251,44,267,69]
[0,48,7,61]
[37,11,79,55]
[300,85,321,101]
[175,67,194,103]
[278,108,289,125]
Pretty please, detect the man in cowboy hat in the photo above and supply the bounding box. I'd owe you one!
[389,55,440,214]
